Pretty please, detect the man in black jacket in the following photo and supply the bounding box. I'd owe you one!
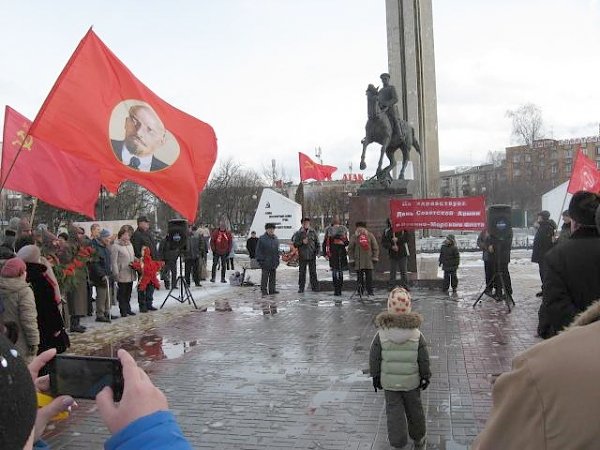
[131,216,157,312]
[292,218,320,293]
[538,191,600,339]
[531,210,556,297]
[381,219,410,289]
[246,231,259,259]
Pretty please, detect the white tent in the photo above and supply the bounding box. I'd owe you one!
[541,181,571,224]
[249,188,302,241]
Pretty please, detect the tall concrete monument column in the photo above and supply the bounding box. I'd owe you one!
[386,0,440,198]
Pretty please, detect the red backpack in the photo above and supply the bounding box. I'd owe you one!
[214,230,230,254]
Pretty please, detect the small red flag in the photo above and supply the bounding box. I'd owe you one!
[567,148,600,194]
[28,29,217,221]
[1,106,101,218]
[299,152,337,181]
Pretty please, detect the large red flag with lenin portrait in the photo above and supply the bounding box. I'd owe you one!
[567,148,600,194]
[299,152,337,181]
[28,29,218,221]
[1,106,101,218]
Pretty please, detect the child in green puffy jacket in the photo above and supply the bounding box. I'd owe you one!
[369,287,431,449]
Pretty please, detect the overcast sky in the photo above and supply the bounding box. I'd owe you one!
[0,0,598,181]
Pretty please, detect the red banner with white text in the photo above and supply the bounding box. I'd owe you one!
[390,196,486,231]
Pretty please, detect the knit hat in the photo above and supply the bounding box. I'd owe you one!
[0,334,37,450]
[538,210,551,220]
[99,229,111,239]
[446,234,456,243]
[16,245,41,264]
[387,287,412,315]
[568,191,600,227]
[1,258,26,278]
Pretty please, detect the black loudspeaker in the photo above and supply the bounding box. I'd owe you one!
[488,205,512,240]
[167,219,188,252]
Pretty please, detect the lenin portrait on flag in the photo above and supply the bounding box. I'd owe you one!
[109,100,180,172]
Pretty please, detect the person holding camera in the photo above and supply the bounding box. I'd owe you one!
[369,287,430,449]
[210,221,233,283]
[531,210,556,297]
[347,221,379,296]
[110,227,137,317]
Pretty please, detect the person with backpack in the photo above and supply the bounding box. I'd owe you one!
[210,221,233,283]
[292,218,320,293]
[347,221,379,296]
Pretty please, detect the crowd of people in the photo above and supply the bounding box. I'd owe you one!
[3,190,600,449]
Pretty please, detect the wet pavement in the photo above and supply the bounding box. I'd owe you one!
[45,250,542,449]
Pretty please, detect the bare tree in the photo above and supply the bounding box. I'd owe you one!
[200,158,264,233]
[506,103,544,146]
[294,182,305,215]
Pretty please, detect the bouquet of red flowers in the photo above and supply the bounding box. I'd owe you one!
[53,245,96,295]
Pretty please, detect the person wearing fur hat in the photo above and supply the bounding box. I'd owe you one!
[0,257,39,364]
[473,299,600,449]
[438,234,460,293]
[531,210,557,297]
[347,221,379,296]
[537,191,600,339]
[369,287,430,449]
[17,245,70,354]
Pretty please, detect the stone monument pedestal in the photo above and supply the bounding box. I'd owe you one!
[349,180,417,275]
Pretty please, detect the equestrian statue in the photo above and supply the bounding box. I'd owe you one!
[360,73,422,184]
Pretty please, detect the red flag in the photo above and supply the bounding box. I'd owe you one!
[567,148,600,194]
[1,106,101,218]
[28,29,217,221]
[299,152,337,181]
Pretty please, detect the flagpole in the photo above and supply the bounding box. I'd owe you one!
[29,198,39,226]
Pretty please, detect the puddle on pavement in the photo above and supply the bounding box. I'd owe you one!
[93,334,199,362]
[309,390,348,408]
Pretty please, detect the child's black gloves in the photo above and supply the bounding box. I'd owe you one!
[419,378,430,390]
[372,375,383,392]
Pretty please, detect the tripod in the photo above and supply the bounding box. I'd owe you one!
[473,250,515,312]
[161,255,198,309]
[349,269,366,301]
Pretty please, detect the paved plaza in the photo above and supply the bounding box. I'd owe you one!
[45,250,542,449]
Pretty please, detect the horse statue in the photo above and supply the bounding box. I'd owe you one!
[360,84,422,182]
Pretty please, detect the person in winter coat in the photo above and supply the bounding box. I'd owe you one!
[531,210,557,297]
[0,337,193,450]
[556,209,572,245]
[292,218,320,293]
[381,219,410,289]
[476,228,495,295]
[90,229,117,323]
[0,257,39,364]
[184,226,205,287]
[347,221,379,296]
[369,287,430,450]
[159,234,180,290]
[537,191,600,339]
[131,216,158,311]
[473,299,600,450]
[246,231,259,259]
[210,221,233,283]
[17,245,69,354]
[255,223,280,296]
[110,227,137,317]
[322,217,349,297]
[65,226,89,333]
[438,234,460,293]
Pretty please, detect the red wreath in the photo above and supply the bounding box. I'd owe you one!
[131,247,165,291]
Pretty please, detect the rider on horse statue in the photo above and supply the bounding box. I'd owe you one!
[378,73,404,143]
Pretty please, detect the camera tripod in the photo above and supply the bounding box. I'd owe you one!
[160,255,199,309]
[473,253,515,313]
[349,269,367,301]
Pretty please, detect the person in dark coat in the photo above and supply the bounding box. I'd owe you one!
[255,223,280,296]
[531,210,557,297]
[438,234,460,293]
[476,228,495,295]
[184,226,205,287]
[246,231,259,259]
[17,245,69,354]
[131,216,158,312]
[381,219,410,289]
[292,218,320,293]
[538,191,600,339]
[90,230,117,322]
[556,210,572,245]
[323,217,349,297]
[159,234,180,290]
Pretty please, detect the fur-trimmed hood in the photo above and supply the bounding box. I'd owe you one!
[568,299,600,328]
[375,311,422,329]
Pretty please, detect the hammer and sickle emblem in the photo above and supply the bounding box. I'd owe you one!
[11,128,34,151]
[304,160,315,169]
